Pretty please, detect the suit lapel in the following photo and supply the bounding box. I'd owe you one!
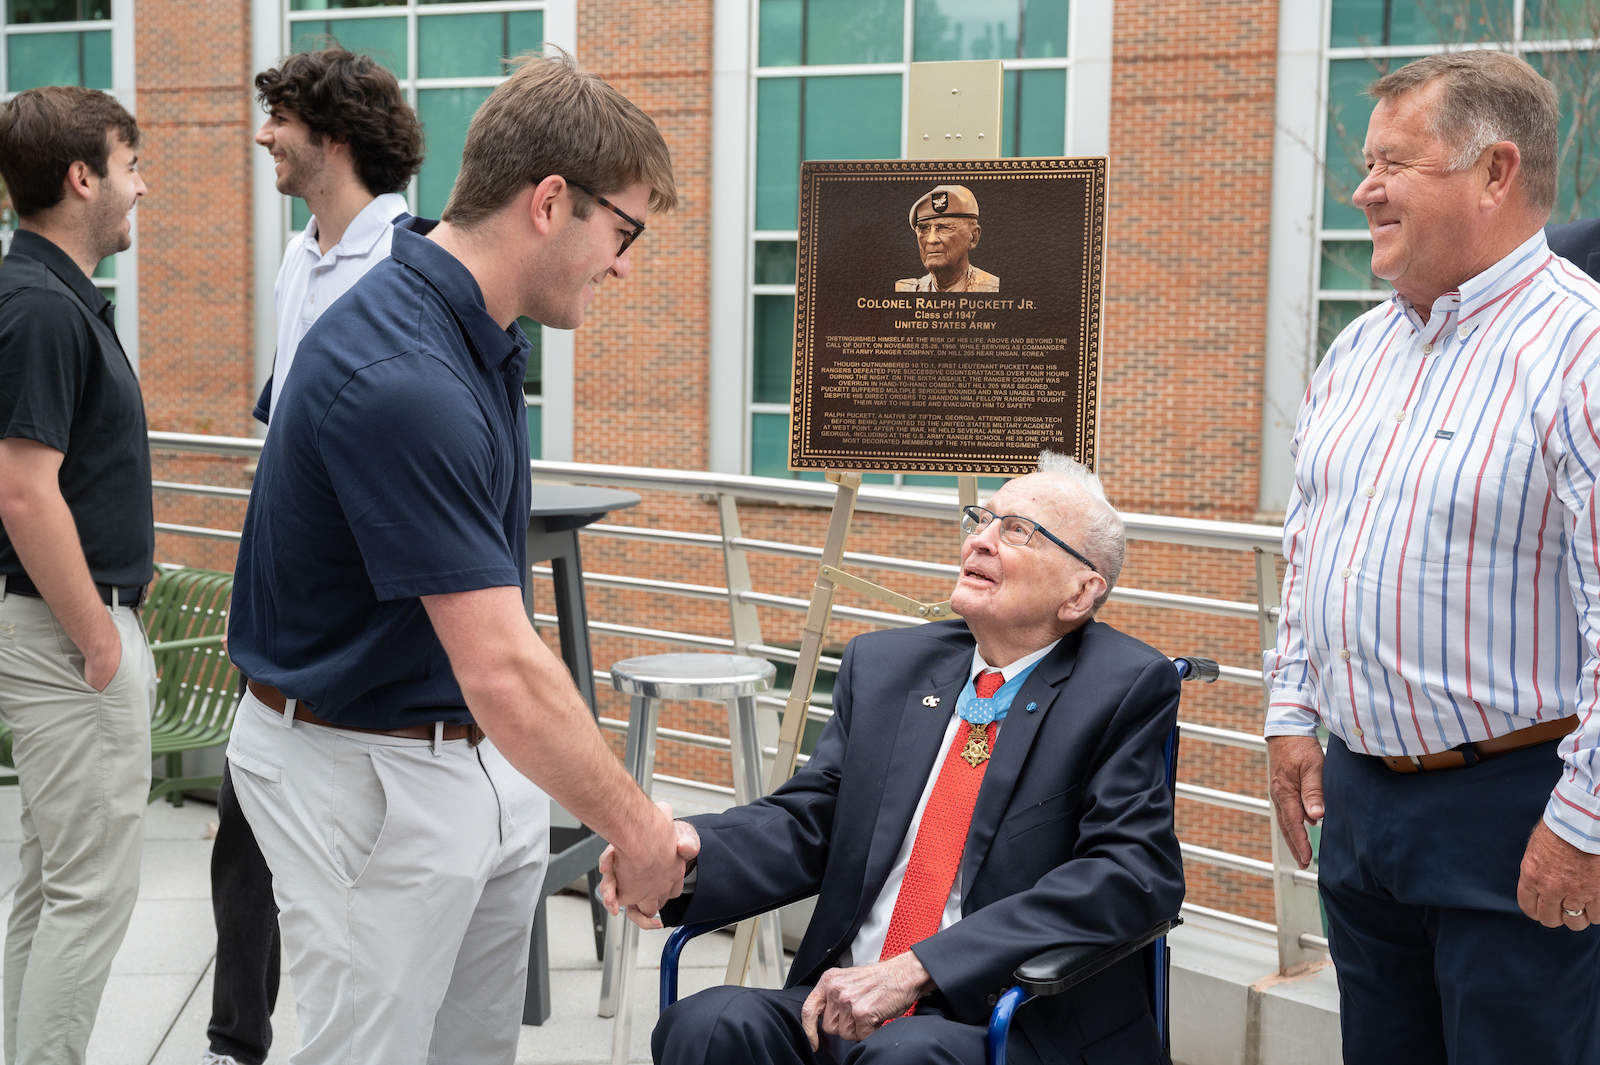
[958,629,1082,906]
[855,662,969,922]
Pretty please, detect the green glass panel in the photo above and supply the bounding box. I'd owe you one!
[904,474,1009,489]
[804,74,901,160]
[753,294,795,404]
[506,10,543,58]
[1321,240,1392,291]
[96,286,115,329]
[1318,299,1382,359]
[92,254,114,278]
[913,0,1019,62]
[7,31,78,91]
[754,240,798,284]
[1020,0,1069,59]
[1323,57,1392,231]
[292,197,312,231]
[323,16,406,75]
[291,0,398,9]
[1329,0,1514,47]
[419,12,504,78]
[759,0,802,66]
[6,0,109,22]
[525,403,542,460]
[1526,0,1597,38]
[752,412,824,480]
[1527,50,1600,223]
[1002,67,1066,157]
[806,0,903,65]
[417,87,493,218]
[756,77,801,230]
[81,28,110,88]
[518,317,542,393]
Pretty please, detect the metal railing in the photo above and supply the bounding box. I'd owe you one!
[147,430,1326,971]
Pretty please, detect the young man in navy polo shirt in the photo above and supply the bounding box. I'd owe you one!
[224,53,686,1065]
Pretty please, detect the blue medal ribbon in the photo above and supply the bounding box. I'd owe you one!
[954,660,1041,726]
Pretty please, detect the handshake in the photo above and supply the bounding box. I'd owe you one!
[597,800,702,930]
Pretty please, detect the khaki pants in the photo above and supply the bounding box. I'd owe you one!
[227,691,548,1065]
[0,585,153,1065]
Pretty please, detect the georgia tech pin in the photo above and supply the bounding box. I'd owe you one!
[922,696,941,707]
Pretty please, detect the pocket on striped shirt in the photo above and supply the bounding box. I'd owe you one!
[1397,439,1538,569]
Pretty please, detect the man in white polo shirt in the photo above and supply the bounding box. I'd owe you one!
[201,46,422,1065]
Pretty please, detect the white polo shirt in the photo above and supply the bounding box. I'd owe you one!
[266,191,409,422]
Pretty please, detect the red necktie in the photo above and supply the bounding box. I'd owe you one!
[880,669,1004,1014]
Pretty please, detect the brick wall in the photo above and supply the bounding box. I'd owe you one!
[136,0,257,572]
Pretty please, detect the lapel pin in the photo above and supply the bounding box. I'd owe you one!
[922,696,941,707]
[1025,702,1038,713]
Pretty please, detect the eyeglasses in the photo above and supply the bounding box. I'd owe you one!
[914,220,968,238]
[568,181,646,256]
[960,505,1099,573]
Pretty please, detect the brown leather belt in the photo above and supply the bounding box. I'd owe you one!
[246,680,484,746]
[1379,715,1578,773]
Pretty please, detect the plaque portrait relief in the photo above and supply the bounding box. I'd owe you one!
[791,158,1106,477]
[895,184,1000,293]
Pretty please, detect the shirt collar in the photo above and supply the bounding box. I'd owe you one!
[6,229,112,319]
[1390,229,1552,331]
[970,637,1062,684]
[388,216,527,372]
[298,192,410,261]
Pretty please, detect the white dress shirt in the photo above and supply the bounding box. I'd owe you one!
[268,192,409,421]
[1264,231,1600,853]
[846,638,1060,967]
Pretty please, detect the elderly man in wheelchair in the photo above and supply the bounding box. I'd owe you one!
[599,456,1193,1065]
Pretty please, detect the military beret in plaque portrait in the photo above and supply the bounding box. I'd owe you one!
[789,158,1106,476]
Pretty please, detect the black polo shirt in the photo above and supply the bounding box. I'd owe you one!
[228,217,532,729]
[0,230,153,588]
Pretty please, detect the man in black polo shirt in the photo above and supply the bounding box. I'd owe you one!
[0,87,155,1064]
[225,54,687,1063]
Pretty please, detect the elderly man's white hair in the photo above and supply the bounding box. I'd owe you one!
[1032,449,1126,612]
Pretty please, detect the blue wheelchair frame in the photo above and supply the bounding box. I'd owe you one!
[659,655,1217,1065]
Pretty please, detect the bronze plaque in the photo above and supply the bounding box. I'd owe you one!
[789,158,1106,476]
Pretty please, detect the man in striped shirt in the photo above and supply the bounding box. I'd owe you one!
[1266,51,1600,1064]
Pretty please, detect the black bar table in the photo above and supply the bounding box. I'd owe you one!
[521,484,641,1026]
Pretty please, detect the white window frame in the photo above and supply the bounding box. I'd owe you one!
[708,0,1113,478]
[0,0,138,370]
[1259,0,1600,515]
[251,0,576,457]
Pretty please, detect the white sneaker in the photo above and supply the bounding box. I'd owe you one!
[200,1053,240,1065]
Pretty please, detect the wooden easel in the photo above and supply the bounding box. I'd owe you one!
[722,60,1003,988]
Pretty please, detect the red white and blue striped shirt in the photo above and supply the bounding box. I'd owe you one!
[1264,231,1600,854]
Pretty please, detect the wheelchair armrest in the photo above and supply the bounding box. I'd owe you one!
[660,922,725,1013]
[1012,918,1181,997]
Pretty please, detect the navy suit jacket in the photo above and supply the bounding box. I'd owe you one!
[662,618,1185,1061]
[1547,218,1600,282]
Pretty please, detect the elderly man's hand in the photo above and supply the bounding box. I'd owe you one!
[1267,735,1325,869]
[597,803,699,929]
[1517,820,1600,930]
[800,952,936,1049]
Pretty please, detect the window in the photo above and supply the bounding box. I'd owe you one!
[745,0,1072,486]
[1,0,135,362]
[1313,1,1600,357]
[281,0,551,454]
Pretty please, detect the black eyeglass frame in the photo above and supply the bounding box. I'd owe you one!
[568,181,646,256]
[961,505,1099,574]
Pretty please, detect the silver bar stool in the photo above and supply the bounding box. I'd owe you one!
[600,653,780,1065]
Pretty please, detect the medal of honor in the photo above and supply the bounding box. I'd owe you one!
[960,722,992,767]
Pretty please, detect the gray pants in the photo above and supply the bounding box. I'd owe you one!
[227,691,549,1065]
[0,587,153,1065]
